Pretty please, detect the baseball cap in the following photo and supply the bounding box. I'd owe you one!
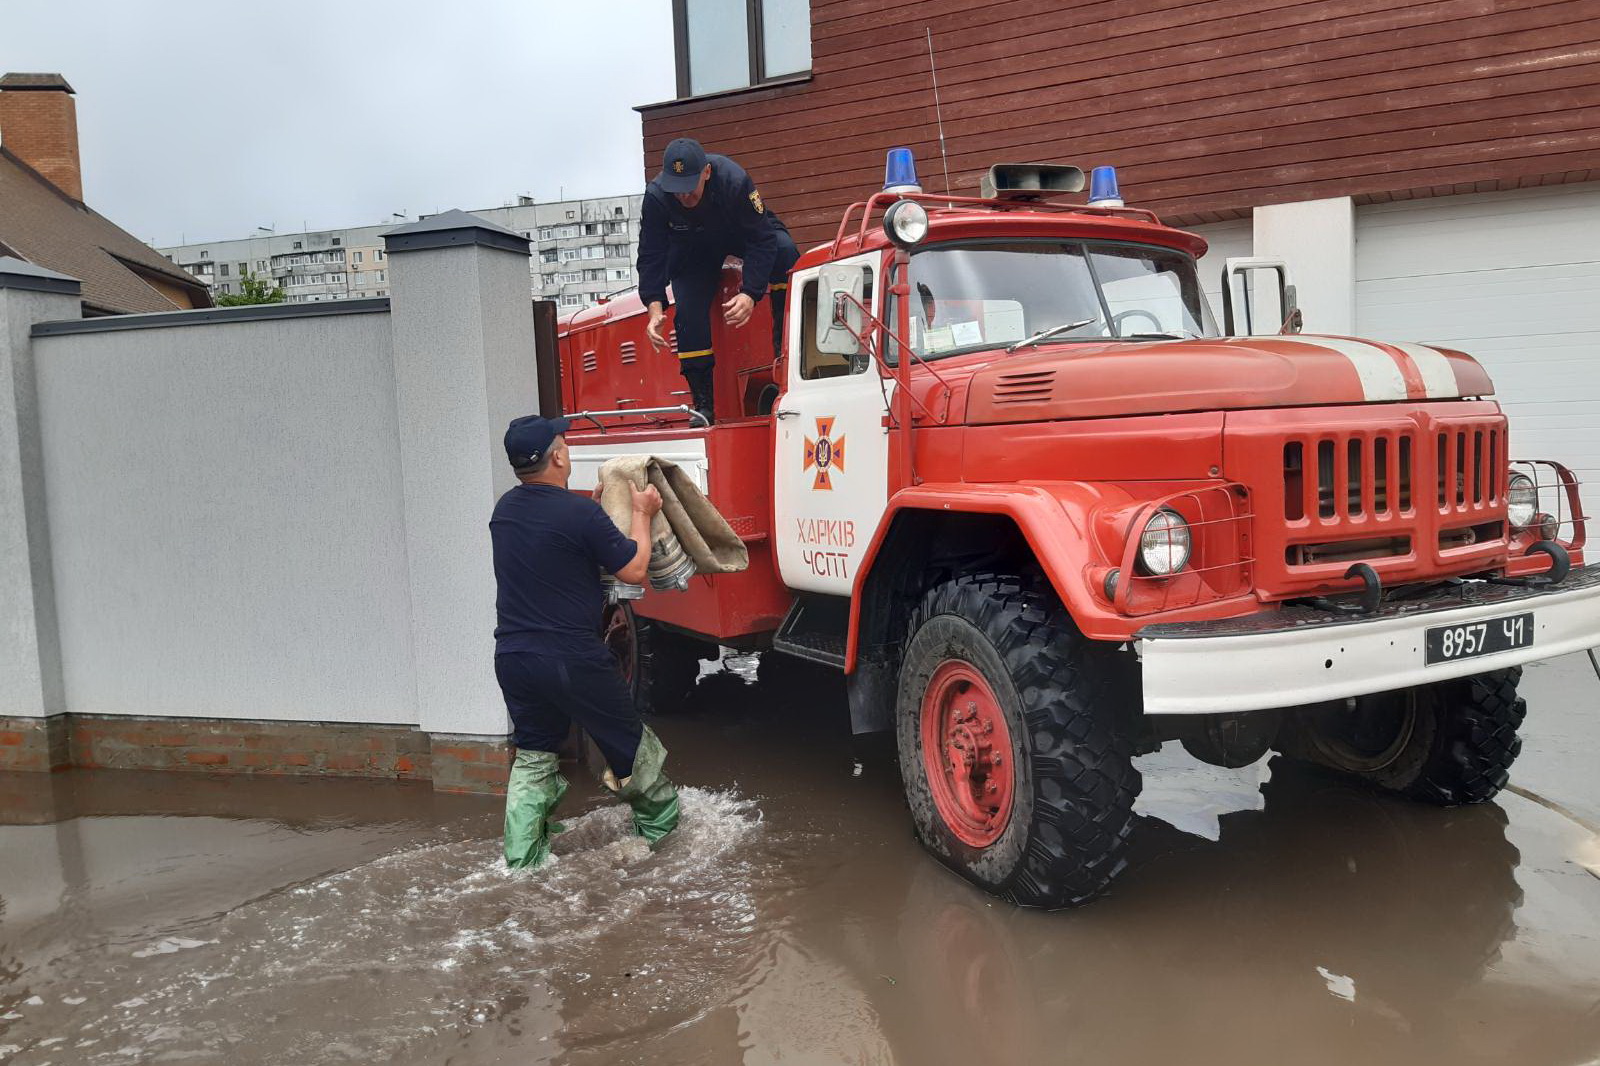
[504,414,571,469]
[657,138,708,194]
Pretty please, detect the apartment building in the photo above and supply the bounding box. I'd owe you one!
[158,193,644,309]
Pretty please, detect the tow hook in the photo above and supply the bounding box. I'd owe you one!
[1303,562,1384,616]
[1488,541,1573,589]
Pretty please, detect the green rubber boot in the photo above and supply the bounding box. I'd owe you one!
[602,726,680,846]
[504,749,568,869]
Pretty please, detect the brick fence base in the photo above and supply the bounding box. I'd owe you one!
[0,714,511,795]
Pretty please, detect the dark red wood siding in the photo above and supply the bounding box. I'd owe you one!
[639,0,1600,247]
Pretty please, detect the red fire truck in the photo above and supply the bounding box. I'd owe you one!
[544,155,1596,907]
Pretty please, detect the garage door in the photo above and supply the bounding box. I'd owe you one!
[1356,183,1600,523]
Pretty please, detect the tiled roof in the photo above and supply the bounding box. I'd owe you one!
[0,147,210,314]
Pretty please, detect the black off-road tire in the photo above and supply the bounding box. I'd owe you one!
[603,604,710,717]
[895,572,1141,908]
[1287,667,1526,805]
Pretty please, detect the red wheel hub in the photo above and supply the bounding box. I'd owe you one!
[920,660,1015,847]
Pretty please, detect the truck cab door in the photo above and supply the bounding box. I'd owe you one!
[772,251,890,595]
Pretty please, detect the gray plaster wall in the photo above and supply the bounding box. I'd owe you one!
[0,286,74,717]
[32,311,419,724]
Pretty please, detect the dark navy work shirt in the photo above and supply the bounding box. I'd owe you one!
[491,483,637,657]
[637,153,791,309]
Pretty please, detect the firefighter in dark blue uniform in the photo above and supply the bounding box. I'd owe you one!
[638,138,800,425]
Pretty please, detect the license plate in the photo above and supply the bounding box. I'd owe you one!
[1424,612,1533,665]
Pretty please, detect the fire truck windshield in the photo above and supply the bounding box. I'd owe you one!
[903,240,1217,360]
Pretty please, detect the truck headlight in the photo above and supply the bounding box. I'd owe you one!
[1507,473,1537,529]
[1138,508,1191,576]
[883,199,928,249]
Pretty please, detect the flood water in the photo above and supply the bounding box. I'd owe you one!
[4,653,1600,1065]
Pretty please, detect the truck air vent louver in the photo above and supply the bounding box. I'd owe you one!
[619,341,637,365]
[582,350,598,373]
[992,369,1056,405]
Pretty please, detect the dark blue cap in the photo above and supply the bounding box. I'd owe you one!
[504,414,571,469]
[657,137,708,194]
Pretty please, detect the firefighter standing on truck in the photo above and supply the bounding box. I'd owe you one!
[638,137,799,425]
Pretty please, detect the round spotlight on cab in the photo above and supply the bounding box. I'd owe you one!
[1137,508,1191,577]
[883,198,929,249]
[1507,472,1538,529]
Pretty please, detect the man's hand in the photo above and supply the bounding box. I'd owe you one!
[631,483,663,517]
[646,302,669,350]
[723,292,755,328]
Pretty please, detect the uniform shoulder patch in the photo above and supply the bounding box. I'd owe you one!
[748,189,765,214]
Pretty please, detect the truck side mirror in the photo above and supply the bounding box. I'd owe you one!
[1221,258,1301,336]
[816,263,868,356]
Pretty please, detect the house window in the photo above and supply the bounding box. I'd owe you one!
[613,207,624,217]
[218,283,230,294]
[607,221,628,234]
[256,261,266,270]
[375,249,385,261]
[332,237,341,246]
[220,263,230,277]
[674,0,810,97]
[565,210,575,219]
[539,227,554,240]
[353,251,363,264]
[541,249,559,263]
[200,250,210,259]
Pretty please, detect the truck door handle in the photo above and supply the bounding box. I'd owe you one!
[774,408,800,419]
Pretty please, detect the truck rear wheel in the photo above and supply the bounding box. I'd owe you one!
[895,573,1140,908]
[1288,668,1526,804]
[601,603,709,716]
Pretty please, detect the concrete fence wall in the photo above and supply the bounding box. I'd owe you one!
[33,308,416,725]
[0,211,541,790]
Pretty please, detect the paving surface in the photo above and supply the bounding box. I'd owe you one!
[2,651,1598,1065]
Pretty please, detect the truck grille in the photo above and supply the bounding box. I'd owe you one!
[1229,403,1509,599]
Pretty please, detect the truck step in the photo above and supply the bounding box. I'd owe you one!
[772,594,849,670]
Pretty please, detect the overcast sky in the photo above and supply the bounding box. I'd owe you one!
[4,1,677,247]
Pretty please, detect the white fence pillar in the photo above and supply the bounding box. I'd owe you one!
[0,258,79,725]
[383,211,539,741]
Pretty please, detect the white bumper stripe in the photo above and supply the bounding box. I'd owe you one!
[1138,580,1600,714]
[1392,341,1461,398]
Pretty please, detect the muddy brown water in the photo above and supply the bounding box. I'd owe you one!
[3,654,1600,1065]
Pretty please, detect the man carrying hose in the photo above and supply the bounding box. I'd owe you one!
[492,415,681,868]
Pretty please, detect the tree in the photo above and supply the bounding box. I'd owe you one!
[216,269,285,306]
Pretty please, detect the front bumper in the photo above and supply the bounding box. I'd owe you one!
[1136,564,1600,714]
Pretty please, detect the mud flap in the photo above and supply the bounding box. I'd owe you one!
[847,656,896,734]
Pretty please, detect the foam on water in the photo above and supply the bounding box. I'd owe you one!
[0,787,771,1065]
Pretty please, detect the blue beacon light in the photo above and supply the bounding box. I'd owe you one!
[1088,165,1124,208]
[884,147,922,195]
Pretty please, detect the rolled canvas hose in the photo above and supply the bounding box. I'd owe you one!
[596,456,748,589]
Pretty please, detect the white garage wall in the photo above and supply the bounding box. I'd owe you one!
[1355,184,1600,519]
[1184,219,1253,330]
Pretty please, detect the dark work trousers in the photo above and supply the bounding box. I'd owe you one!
[669,236,799,419]
[496,650,643,778]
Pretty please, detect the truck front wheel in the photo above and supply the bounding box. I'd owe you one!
[1288,668,1526,804]
[895,573,1141,908]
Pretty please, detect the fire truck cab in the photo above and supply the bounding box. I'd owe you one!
[547,155,1597,908]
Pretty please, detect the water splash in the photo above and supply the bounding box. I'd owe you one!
[0,787,767,1064]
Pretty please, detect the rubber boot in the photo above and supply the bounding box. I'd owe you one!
[602,726,680,846]
[684,366,716,426]
[504,749,568,869]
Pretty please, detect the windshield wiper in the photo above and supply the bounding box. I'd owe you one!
[1007,318,1098,353]
[1120,330,1201,341]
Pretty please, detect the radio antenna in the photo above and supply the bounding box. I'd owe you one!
[926,27,952,199]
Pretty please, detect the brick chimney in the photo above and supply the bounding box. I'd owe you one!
[0,73,83,201]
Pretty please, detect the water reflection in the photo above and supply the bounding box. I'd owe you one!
[0,655,1597,1066]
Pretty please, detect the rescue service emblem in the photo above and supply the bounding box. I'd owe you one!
[802,417,846,490]
[672,160,686,174]
[749,189,765,214]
